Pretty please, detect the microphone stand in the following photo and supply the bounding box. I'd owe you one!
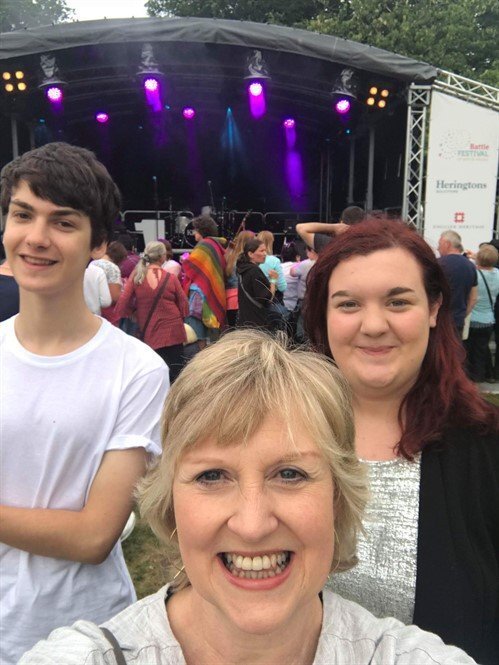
[207,180,216,216]
[152,176,160,239]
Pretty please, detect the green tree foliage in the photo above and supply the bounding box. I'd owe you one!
[0,0,74,32]
[146,0,498,84]
[145,0,325,26]
[309,0,498,84]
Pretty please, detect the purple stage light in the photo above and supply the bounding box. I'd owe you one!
[182,107,196,119]
[335,98,351,114]
[46,86,63,102]
[248,81,263,97]
[144,77,159,92]
[283,118,296,129]
[95,112,109,124]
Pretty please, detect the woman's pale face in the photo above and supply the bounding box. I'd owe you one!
[326,248,440,399]
[173,416,334,636]
[248,243,267,264]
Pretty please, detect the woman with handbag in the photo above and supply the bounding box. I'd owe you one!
[236,238,278,329]
[466,243,499,382]
[116,241,189,382]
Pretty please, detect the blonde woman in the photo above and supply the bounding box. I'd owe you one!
[22,330,474,663]
[116,241,188,381]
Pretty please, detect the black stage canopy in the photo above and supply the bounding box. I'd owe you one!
[0,17,437,82]
[0,18,438,222]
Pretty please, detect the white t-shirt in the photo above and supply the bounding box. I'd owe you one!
[161,259,181,279]
[84,264,112,314]
[0,317,170,664]
[293,258,315,301]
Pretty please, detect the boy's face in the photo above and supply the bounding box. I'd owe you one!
[3,180,106,300]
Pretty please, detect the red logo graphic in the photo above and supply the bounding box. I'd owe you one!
[454,212,465,224]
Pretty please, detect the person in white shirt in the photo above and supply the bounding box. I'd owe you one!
[0,142,170,663]
[83,262,112,314]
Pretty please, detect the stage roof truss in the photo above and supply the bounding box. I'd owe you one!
[433,70,499,112]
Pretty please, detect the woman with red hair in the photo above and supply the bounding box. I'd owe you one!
[304,218,499,664]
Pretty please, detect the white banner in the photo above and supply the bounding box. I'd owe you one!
[424,91,498,252]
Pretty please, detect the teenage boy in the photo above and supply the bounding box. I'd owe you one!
[0,143,169,663]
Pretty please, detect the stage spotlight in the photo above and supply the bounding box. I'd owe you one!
[38,54,65,103]
[182,106,196,119]
[144,77,159,92]
[244,50,270,119]
[335,98,351,114]
[283,118,296,129]
[3,69,28,92]
[366,85,390,109]
[95,112,109,123]
[46,86,63,102]
[137,43,165,112]
[248,81,263,97]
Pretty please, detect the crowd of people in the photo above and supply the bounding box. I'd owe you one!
[0,141,498,664]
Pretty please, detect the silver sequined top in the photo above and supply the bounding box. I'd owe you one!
[328,454,421,625]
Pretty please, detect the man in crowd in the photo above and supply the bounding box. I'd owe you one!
[295,205,365,254]
[0,142,169,662]
[438,230,477,338]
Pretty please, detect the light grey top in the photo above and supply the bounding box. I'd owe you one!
[329,454,421,625]
[91,259,122,285]
[20,583,475,664]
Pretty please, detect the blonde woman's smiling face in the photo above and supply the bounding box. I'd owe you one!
[326,247,440,399]
[172,416,334,636]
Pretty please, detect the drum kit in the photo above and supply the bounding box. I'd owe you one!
[173,212,196,248]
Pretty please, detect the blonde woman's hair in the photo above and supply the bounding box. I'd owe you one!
[225,230,255,277]
[133,241,166,285]
[257,229,274,254]
[138,329,368,591]
[476,243,499,269]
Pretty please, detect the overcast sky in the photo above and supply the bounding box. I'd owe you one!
[65,0,148,21]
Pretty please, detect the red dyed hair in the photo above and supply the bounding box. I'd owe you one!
[303,218,498,458]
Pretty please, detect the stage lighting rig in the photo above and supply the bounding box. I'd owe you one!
[244,50,271,117]
[3,70,27,93]
[331,68,359,115]
[244,49,271,84]
[38,54,66,103]
[136,43,165,111]
[136,43,165,88]
[366,85,390,109]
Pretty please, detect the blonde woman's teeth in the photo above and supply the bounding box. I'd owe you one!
[222,552,291,578]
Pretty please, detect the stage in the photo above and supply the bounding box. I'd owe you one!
[1,17,443,244]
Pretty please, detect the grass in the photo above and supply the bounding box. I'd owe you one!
[122,516,168,599]
[124,392,499,599]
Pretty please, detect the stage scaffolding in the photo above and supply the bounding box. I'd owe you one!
[402,72,499,233]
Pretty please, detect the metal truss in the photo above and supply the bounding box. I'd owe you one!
[402,84,431,231]
[433,70,499,112]
[402,72,498,232]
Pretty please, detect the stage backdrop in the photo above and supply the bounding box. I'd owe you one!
[424,91,498,252]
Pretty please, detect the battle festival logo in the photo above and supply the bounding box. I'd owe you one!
[438,130,489,161]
